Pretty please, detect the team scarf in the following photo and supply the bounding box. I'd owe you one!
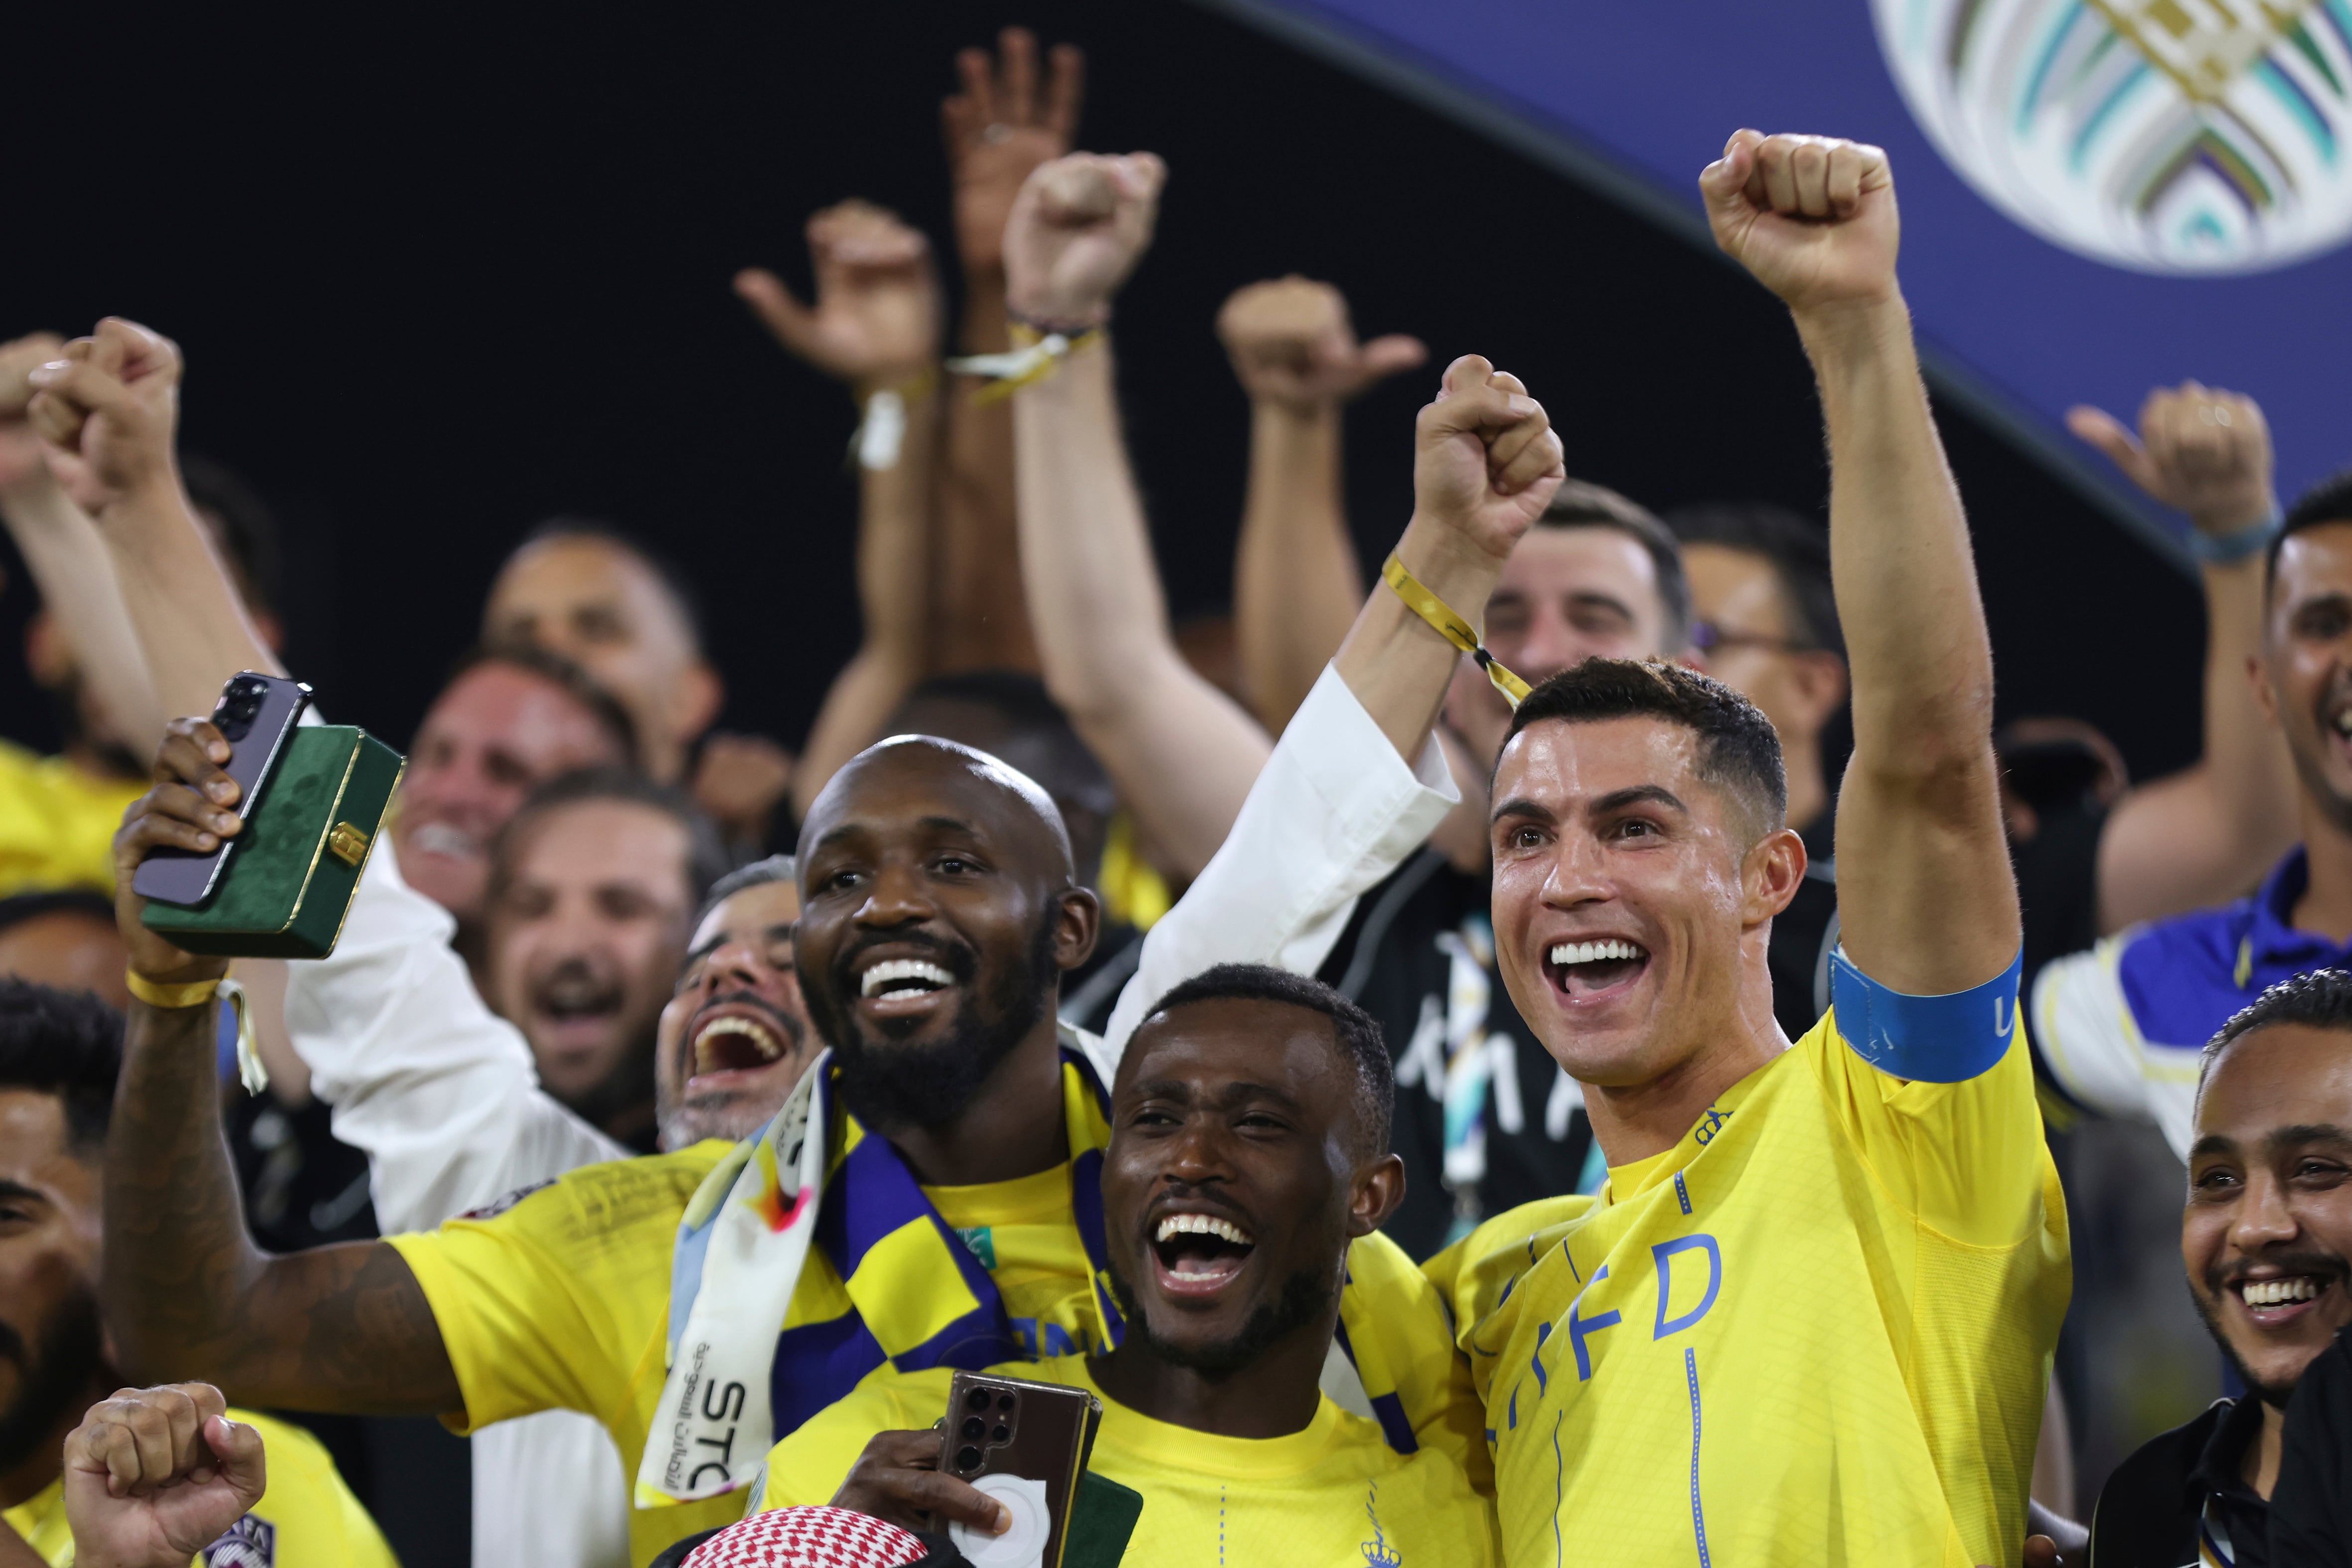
[636,1024,1417,1509]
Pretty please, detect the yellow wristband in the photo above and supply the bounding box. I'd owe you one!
[124,972,222,1008]
[950,325,1104,405]
[1382,553,1532,708]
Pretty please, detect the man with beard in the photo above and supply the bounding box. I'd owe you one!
[2084,967,2352,1566]
[0,981,393,1565]
[95,227,1559,1568]
[747,965,1495,1568]
[482,769,730,1152]
[2034,469,2352,1167]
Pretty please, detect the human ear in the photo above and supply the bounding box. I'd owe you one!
[1348,1153,1406,1236]
[1742,825,1806,924]
[1052,886,1102,973]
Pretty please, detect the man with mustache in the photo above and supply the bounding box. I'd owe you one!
[94,176,1561,1568]
[2034,468,2352,1167]
[0,981,394,1566]
[746,965,1496,1568]
[2082,968,2352,1565]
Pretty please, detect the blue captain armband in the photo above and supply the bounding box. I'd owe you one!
[1828,944,2023,1083]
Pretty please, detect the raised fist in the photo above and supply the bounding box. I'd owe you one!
[0,332,66,493]
[1700,131,1900,314]
[735,200,941,390]
[25,319,183,512]
[942,28,1084,273]
[1217,277,1426,414]
[1412,355,1565,563]
[2067,381,2275,537]
[63,1384,265,1568]
[1002,152,1166,331]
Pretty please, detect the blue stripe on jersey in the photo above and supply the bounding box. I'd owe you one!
[1830,945,2021,1083]
[1685,1347,1711,1568]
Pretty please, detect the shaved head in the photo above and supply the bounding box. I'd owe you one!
[801,735,1076,885]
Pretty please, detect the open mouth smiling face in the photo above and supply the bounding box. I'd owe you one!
[1146,1205,1259,1302]
[1540,935,1654,1007]
[686,998,801,1088]
[838,941,977,1036]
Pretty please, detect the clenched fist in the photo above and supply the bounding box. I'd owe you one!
[2067,381,2275,538]
[1412,355,1565,565]
[1002,152,1166,331]
[1700,131,1900,315]
[1218,277,1425,414]
[0,333,66,494]
[63,1383,265,1568]
[25,319,184,513]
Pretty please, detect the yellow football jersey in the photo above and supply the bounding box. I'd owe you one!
[1426,1011,2068,1568]
[759,1355,1498,1568]
[390,1139,1477,1567]
[1,1407,396,1567]
[0,740,145,898]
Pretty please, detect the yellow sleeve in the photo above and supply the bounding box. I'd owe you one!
[758,1367,961,1512]
[1809,1008,2049,1248]
[1340,1231,1491,1494]
[0,742,143,897]
[1419,1197,1589,1419]
[384,1148,712,1433]
[230,1411,400,1567]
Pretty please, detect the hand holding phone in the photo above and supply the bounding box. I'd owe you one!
[132,672,310,906]
[937,1373,1100,1568]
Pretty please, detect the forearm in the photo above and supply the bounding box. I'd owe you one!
[0,472,163,746]
[794,386,941,820]
[97,476,281,718]
[106,999,454,1411]
[1016,341,1274,878]
[1803,298,2016,987]
[932,272,1040,671]
[1235,401,1365,731]
[1332,513,1503,763]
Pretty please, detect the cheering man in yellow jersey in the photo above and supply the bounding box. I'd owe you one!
[747,966,1496,1568]
[1422,132,2069,1568]
[90,152,1571,1568]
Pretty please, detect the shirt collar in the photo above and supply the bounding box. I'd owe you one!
[2185,1393,2271,1506]
[2249,848,2347,965]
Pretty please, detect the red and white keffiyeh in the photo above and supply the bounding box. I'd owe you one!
[683,1507,930,1568]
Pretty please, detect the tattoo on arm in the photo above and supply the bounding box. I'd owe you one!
[103,1001,462,1415]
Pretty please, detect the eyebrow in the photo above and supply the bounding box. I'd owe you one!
[2267,1123,2352,1154]
[1491,784,1688,827]
[686,920,796,963]
[1125,1077,1303,1114]
[0,1179,47,1205]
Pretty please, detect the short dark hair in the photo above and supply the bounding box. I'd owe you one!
[1666,502,1843,660]
[2201,968,2352,1094]
[2265,471,2352,597]
[1535,481,1692,652]
[1134,964,1393,1158]
[179,453,282,617]
[694,853,799,933]
[0,889,118,939]
[488,767,731,914]
[518,518,707,657]
[1503,658,1787,839]
[442,641,641,770]
[0,980,123,1153]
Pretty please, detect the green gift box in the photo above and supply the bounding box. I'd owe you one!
[141,724,405,959]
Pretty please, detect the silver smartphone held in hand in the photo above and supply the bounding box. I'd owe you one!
[131,671,312,906]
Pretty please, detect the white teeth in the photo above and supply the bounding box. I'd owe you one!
[409,823,476,858]
[687,1010,781,1072]
[859,959,956,998]
[1154,1213,1254,1246]
[1548,939,1646,967]
[2242,1276,2321,1307]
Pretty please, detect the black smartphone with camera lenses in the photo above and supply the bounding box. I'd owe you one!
[132,672,312,907]
[938,1372,1100,1568]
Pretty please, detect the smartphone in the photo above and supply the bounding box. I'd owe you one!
[939,1371,1101,1568]
[132,672,312,907]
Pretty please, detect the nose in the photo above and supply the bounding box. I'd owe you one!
[2229,1169,2302,1255]
[1538,831,1614,910]
[700,934,780,996]
[854,862,938,929]
[1160,1117,1232,1186]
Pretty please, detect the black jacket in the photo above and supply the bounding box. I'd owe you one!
[2091,1395,2270,1568]
[2274,1330,2352,1567]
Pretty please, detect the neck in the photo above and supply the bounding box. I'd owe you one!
[2241,1399,2287,1501]
[886,1016,1070,1186]
[1583,949,1784,1167]
[1086,1313,1333,1441]
[0,1369,114,1510]
[2293,793,2352,943]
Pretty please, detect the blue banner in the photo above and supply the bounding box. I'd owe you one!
[1211,0,2352,552]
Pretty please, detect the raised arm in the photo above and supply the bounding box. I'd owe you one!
[2067,384,2295,929]
[1702,131,2017,993]
[0,333,164,753]
[1004,153,1275,880]
[26,320,280,718]
[928,28,1083,673]
[1220,277,1424,732]
[101,724,458,1413]
[736,201,944,822]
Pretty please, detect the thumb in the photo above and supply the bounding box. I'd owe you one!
[1698,129,1764,239]
[734,269,822,359]
[1357,335,1428,384]
[203,1415,266,1509]
[2066,405,2153,488]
